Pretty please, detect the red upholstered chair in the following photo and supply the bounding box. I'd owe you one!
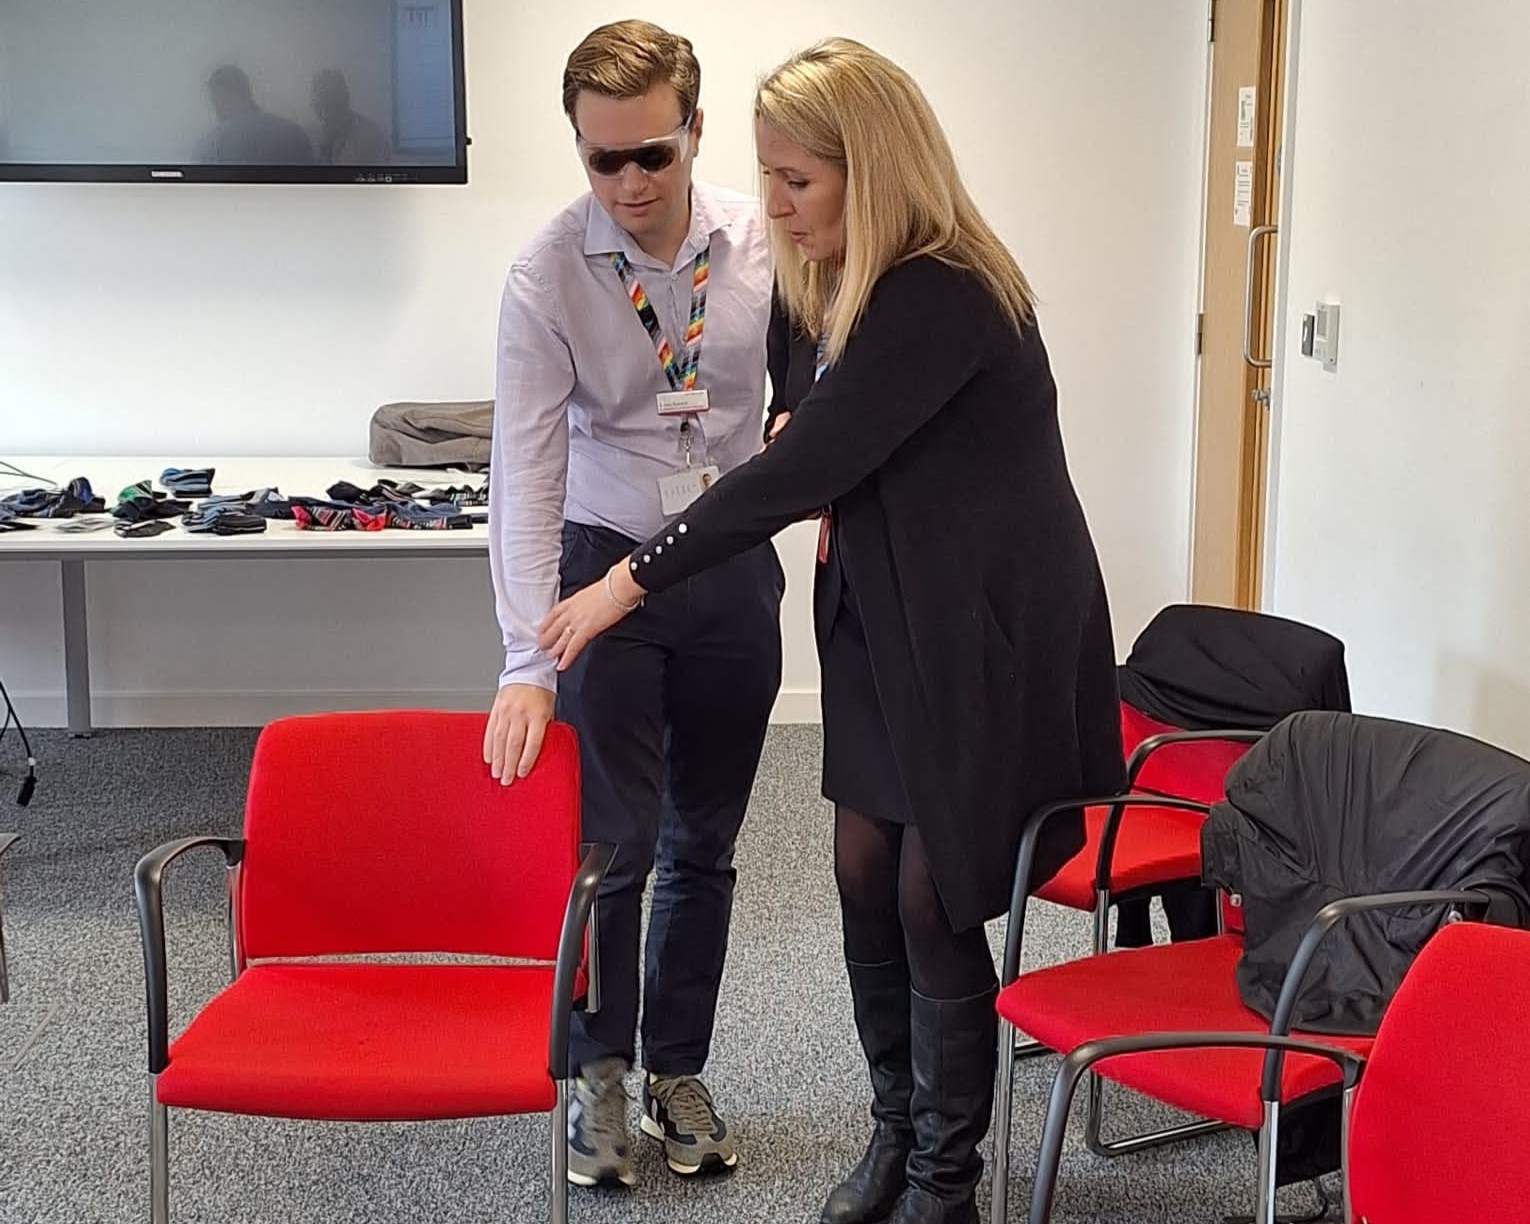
[1028,703,1255,955]
[993,707,1530,1224]
[1022,920,1530,1224]
[133,711,611,1224]
[1011,607,1349,1155]
[1029,607,1350,967]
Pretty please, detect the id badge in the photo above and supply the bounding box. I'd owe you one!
[656,389,710,415]
[658,464,721,516]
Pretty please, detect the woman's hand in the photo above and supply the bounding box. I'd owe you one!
[539,561,647,672]
[767,411,792,444]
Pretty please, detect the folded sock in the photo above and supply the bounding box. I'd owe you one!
[326,480,370,505]
[160,467,215,497]
[113,483,190,522]
[182,504,267,535]
[292,504,386,532]
[207,513,266,536]
[327,479,424,507]
[2,477,104,519]
[385,503,473,530]
[114,519,175,539]
[197,492,252,511]
[242,489,295,520]
[425,483,489,508]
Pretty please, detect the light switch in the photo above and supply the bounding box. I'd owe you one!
[1313,301,1341,372]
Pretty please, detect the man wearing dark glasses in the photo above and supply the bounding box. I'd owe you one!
[485,19,781,1192]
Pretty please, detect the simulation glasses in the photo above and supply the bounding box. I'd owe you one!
[577,118,694,179]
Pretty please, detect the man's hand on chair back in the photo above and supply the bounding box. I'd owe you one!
[485,684,556,785]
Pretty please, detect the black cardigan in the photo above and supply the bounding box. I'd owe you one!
[630,256,1123,929]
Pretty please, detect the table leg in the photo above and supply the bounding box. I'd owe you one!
[60,560,92,738]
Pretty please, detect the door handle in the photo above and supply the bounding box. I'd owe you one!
[1243,224,1278,369]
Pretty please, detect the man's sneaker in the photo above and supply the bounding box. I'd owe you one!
[567,1057,635,1187]
[640,1073,738,1176]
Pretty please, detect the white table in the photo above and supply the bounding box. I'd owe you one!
[0,458,491,736]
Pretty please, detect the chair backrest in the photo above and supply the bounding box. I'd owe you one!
[1205,711,1530,1031]
[1118,604,1350,734]
[1120,702,1251,804]
[1349,921,1530,1223]
[236,711,581,961]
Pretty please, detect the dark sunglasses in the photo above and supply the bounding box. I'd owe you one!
[577,117,693,179]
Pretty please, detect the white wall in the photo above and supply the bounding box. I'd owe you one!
[1268,0,1530,753]
[0,0,1208,727]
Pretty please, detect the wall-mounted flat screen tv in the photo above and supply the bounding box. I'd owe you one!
[0,0,468,183]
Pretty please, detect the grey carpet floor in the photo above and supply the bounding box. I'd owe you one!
[0,726,1329,1224]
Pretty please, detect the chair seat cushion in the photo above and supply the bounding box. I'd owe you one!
[157,962,558,1120]
[997,936,1372,1128]
[1035,802,1206,911]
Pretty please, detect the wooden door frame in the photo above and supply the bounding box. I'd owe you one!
[1187,0,1294,610]
[1259,0,1305,608]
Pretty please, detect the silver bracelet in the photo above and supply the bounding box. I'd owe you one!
[605,567,643,613]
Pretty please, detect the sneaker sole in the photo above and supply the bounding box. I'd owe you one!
[566,1165,637,1189]
[639,1113,739,1176]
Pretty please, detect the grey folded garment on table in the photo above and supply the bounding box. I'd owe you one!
[368,401,492,470]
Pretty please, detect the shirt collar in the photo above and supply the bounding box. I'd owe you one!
[583,181,731,271]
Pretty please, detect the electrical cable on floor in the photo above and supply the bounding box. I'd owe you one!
[0,675,37,806]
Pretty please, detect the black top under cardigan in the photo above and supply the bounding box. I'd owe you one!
[628,256,1124,929]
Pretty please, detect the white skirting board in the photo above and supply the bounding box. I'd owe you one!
[8,685,823,729]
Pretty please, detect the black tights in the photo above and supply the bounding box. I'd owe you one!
[834,804,998,1000]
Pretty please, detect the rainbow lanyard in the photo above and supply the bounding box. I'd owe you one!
[610,247,710,392]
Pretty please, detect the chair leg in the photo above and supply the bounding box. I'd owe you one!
[224,865,244,982]
[1340,1085,1354,1224]
[1091,890,1111,957]
[1083,1070,1228,1157]
[0,869,10,1005]
[990,1018,1017,1224]
[549,1080,568,1224]
[149,1086,168,1224]
[1083,887,1228,1157]
[1253,1100,1281,1224]
[1225,1178,1331,1224]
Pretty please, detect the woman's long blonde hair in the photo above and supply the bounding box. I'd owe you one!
[756,38,1035,363]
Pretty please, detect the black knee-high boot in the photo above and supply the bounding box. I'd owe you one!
[821,959,916,1224]
[887,986,998,1224]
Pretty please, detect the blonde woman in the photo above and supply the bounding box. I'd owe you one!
[542,38,1124,1224]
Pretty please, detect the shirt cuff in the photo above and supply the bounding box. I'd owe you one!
[498,659,558,693]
